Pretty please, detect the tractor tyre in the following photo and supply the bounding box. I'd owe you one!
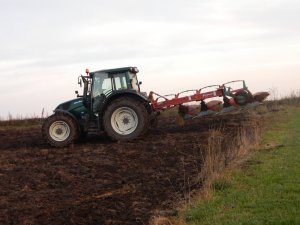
[42,113,79,147]
[233,90,251,106]
[103,97,150,141]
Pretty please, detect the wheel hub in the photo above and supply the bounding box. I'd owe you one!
[111,107,138,135]
[123,117,130,125]
[55,128,63,135]
[49,121,71,142]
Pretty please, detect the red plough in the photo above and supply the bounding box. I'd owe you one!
[148,80,269,122]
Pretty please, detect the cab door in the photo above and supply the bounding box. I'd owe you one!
[92,73,113,113]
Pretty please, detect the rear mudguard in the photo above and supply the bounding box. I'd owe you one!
[99,91,152,116]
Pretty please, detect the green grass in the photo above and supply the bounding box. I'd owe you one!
[184,107,300,225]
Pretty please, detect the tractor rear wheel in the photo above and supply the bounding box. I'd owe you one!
[42,113,78,147]
[103,97,149,141]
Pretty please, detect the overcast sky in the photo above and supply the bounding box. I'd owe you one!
[0,0,299,118]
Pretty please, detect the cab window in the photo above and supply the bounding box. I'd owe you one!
[92,73,112,97]
[128,72,139,91]
[113,73,127,90]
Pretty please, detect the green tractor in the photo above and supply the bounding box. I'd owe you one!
[42,67,154,147]
[43,66,269,147]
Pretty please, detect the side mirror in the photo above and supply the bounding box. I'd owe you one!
[139,81,142,85]
[78,76,83,87]
[75,90,79,97]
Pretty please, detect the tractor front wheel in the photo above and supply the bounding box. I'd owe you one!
[103,97,149,141]
[42,113,78,147]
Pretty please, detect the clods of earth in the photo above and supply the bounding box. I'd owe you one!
[0,112,260,225]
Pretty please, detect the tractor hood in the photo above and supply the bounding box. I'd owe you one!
[55,98,85,112]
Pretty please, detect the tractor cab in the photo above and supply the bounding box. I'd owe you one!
[90,66,140,95]
[79,67,142,113]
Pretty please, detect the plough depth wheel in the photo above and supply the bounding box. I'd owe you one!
[233,90,252,106]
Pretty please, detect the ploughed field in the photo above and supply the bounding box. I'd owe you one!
[0,112,261,225]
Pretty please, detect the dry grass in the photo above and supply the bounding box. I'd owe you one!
[171,95,300,225]
[150,216,174,225]
[0,117,43,128]
[171,113,262,225]
[265,90,300,110]
[0,108,47,128]
[176,106,300,225]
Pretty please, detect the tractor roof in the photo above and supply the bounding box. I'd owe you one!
[90,67,139,76]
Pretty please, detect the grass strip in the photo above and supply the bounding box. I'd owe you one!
[183,107,300,225]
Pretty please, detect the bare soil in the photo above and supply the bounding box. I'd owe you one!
[0,112,261,225]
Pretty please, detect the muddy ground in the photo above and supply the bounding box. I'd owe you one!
[0,112,261,225]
